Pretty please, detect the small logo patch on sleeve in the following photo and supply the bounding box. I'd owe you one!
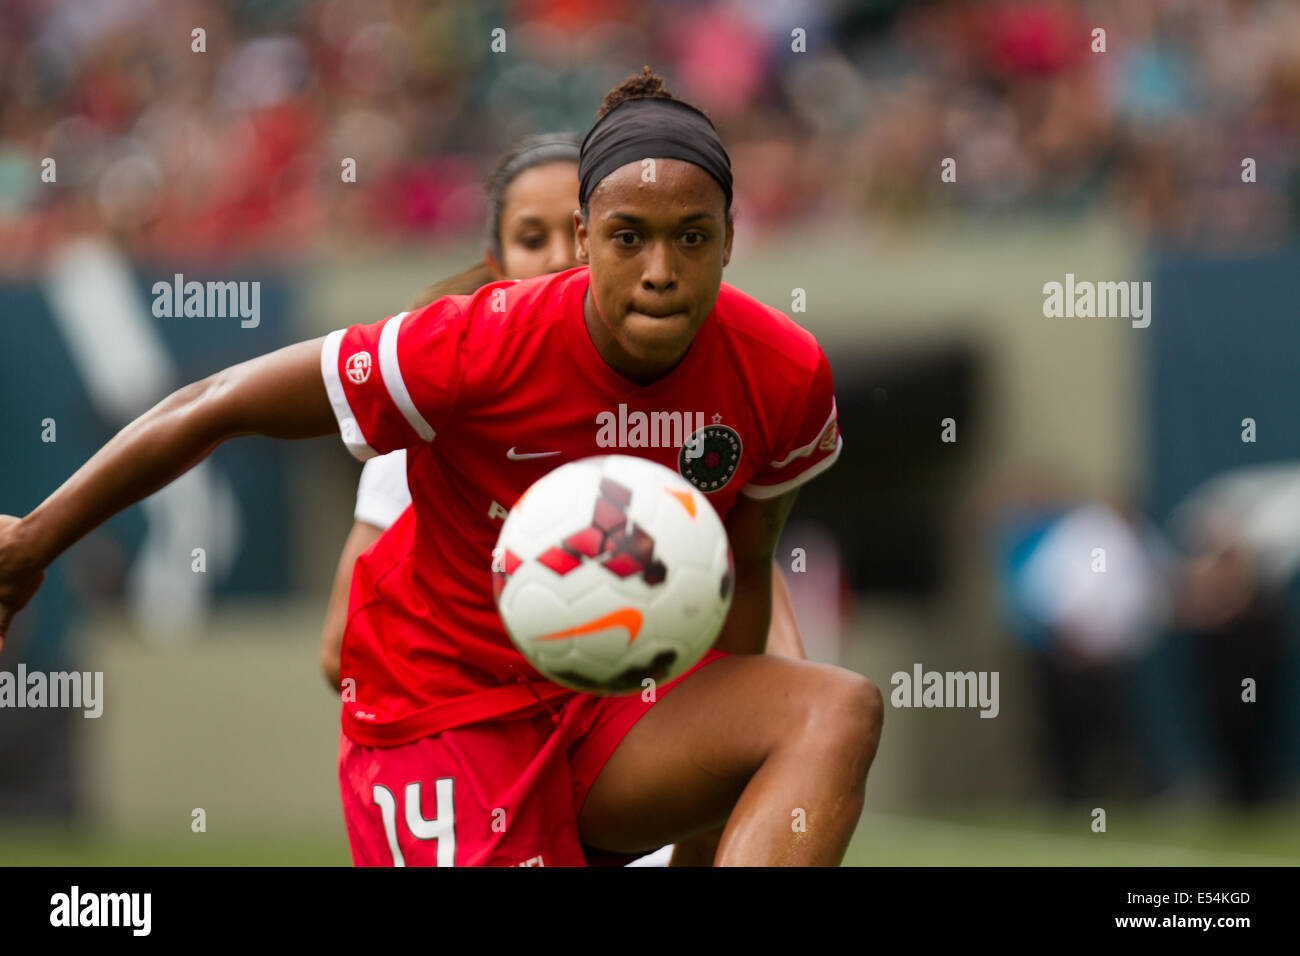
[818,418,838,452]
[346,351,372,384]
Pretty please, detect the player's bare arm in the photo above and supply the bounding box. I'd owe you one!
[711,488,800,656]
[320,519,385,690]
[766,566,805,659]
[0,338,336,646]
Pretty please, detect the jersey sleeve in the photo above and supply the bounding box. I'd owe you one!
[320,297,466,460]
[353,450,412,530]
[740,349,842,499]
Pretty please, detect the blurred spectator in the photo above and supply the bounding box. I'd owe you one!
[1172,464,1300,805]
[994,481,1175,804]
[992,462,1300,807]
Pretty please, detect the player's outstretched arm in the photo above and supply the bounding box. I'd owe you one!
[0,338,337,647]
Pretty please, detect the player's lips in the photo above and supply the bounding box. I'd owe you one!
[628,307,687,320]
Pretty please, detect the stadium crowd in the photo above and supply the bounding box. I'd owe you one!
[1,0,1298,272]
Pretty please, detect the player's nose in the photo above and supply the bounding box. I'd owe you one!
[639,239,676,292]
[545,234,576,273]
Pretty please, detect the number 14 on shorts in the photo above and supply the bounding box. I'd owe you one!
[371,779,547,867]
[372,779,456,866]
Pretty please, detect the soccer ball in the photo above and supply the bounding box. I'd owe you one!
[492,455,734,695]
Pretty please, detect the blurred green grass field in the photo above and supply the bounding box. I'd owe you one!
[845,807,1300,866]
[3,806,1298,866]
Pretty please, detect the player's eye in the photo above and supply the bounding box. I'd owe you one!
[612,231,640,247]
[519,234,546,250]
[681,231,706,246]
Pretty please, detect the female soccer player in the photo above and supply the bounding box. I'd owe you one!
[320,134,807,694]
[0,70,883,866]
[320,128,811,868]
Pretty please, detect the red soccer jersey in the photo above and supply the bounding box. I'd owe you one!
[322,266,841,747]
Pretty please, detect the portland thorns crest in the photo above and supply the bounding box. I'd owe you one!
[678,420,742,492]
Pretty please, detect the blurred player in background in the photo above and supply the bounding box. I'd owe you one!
[319,133,587,690]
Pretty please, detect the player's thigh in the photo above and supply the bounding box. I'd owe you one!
[577,653,875,852]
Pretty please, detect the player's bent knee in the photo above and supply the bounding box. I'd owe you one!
[856,675,885,748]
[802,670,884,774]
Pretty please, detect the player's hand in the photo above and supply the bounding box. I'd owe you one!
[0,515,46,651]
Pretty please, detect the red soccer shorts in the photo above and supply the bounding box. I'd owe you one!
[338,649,728,866]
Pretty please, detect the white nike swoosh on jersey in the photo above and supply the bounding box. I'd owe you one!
[507,447,562,460]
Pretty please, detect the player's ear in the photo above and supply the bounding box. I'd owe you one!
[486,248,505,279]
[574,208,589,264]
[722,211,734,268]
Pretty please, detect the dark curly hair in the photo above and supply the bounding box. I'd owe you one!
[597,66,680,119]
[583,67,731,222]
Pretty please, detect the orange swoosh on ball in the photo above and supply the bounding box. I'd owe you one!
[666,487,696,518]
[534,607,643,644]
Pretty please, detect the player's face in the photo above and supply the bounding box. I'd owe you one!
[489,162,581,280]
[575,159,733,381]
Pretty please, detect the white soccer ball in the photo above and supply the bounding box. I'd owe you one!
[493,455,734,695]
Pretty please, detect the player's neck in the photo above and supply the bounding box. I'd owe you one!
[582,288,686,386]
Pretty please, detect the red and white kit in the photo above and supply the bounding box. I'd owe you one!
[322,266,841,865]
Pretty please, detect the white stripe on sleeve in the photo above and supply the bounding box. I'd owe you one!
[740,435,842,500]
[378,312,436,443]
[766,400,838,470]
[321,329,378,461]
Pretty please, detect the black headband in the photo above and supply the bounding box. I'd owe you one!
[579,97,733,210]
